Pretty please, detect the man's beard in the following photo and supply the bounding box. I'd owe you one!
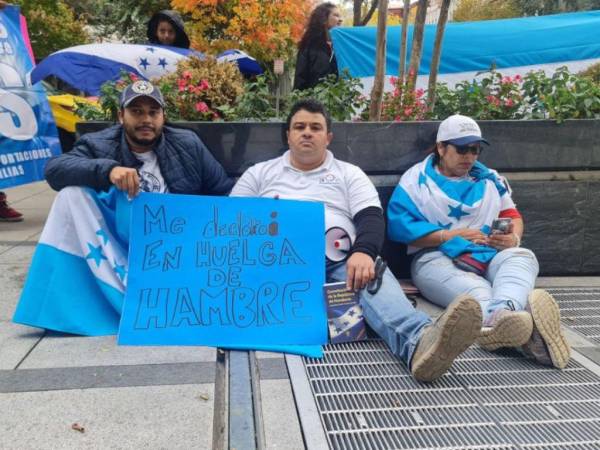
[127,129,160,148]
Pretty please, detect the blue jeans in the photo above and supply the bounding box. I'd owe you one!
[327,261,431,366]
[411,248,539,320]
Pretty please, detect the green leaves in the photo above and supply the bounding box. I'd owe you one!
[431,66,600,122]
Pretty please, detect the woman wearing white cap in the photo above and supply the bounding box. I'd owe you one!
[387,114,570,368]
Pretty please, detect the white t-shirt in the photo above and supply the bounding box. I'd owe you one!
[230,150,381,232]
[133,150,169,193]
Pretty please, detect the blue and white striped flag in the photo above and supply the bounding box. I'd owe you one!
[387,155,514,262]
[29,44,263,95]
[13,186,130,335]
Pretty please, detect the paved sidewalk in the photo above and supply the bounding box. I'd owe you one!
[2,182,600,449]
[0,183,303,450]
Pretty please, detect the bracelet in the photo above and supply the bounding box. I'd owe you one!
[439,230,445,245]
[513,233,521,247]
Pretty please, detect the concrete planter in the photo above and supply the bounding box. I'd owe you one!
[77,119,600,276]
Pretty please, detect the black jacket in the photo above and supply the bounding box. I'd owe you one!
[293,43,339,91]
[45,125,233,196]
[147,10,190,49]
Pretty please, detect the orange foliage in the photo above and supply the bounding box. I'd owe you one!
[170,0,314,64]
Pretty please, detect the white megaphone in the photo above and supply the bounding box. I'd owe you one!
[325,212,356,262]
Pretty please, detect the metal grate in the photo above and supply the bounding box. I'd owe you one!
[301,341,600,450]
[548,287,600,345]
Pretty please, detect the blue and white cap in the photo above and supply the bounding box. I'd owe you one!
[437,114,489,146]
[120,80,165,109]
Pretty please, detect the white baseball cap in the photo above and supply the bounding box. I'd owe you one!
[436,114,489,146]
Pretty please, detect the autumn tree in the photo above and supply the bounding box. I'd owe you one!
[171,0,312,65]
[453,0,521,22]
[13,0,88,59]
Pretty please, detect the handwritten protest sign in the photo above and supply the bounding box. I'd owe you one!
[118,193,327,348]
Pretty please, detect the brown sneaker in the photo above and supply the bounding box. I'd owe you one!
[526,289,570,369]
[411,295,482,382]
[477,308,533,351]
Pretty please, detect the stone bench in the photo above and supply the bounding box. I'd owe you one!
[78,119,600,276]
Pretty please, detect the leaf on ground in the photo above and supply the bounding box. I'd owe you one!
[71,423,85,433]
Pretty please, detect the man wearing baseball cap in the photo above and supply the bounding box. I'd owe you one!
[13,81,232,337]
[386,114,571,369]
[45,80,232,196]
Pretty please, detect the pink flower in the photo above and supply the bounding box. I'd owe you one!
[195,101,209,113]
[486,95,496,103]
[404,107,413,116]
[501,76,512,84]
[182,70,192,80]
[504,98,514,107]
[129,73,139,81]
[514,74,522,82]
[390,76,398,85]
[177,79,187,92]
[415,88,424,98]
[394,116,402,122]
[392,88,400,98]
[199,79,210,90]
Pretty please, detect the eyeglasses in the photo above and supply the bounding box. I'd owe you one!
[453,144,482,155]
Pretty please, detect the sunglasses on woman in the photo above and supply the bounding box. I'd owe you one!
[453,143,482,155]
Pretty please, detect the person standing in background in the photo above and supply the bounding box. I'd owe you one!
[293,2,342,91]
[146,10,190,49]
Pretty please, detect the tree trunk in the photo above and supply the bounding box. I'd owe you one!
[353,0,379,26]
[361,0,379,25]
[353,0,362,26]
[427,0,451,111]
[369,0,388,121]
[406,0,428,92]
[399,0,410,82]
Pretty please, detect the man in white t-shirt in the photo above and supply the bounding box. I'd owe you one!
[231,99,483,382]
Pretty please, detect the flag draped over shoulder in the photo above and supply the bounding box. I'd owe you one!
[13,187,130,335]
[29,44,263,95]
[387,155,514,263]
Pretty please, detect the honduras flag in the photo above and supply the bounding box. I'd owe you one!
[12,186,322,357]
[13,186,130,335]
[29,44,263,95]
[387,155,515,263]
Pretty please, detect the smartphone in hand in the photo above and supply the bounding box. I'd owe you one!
[490,218,512,235]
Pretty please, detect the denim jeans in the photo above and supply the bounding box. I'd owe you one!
[327,261,431,366]
[411,247,539,320]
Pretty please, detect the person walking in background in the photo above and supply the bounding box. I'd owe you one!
[293,2,342,91]
[146,10,190,49]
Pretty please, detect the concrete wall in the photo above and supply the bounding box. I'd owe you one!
[78,119,600,276]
